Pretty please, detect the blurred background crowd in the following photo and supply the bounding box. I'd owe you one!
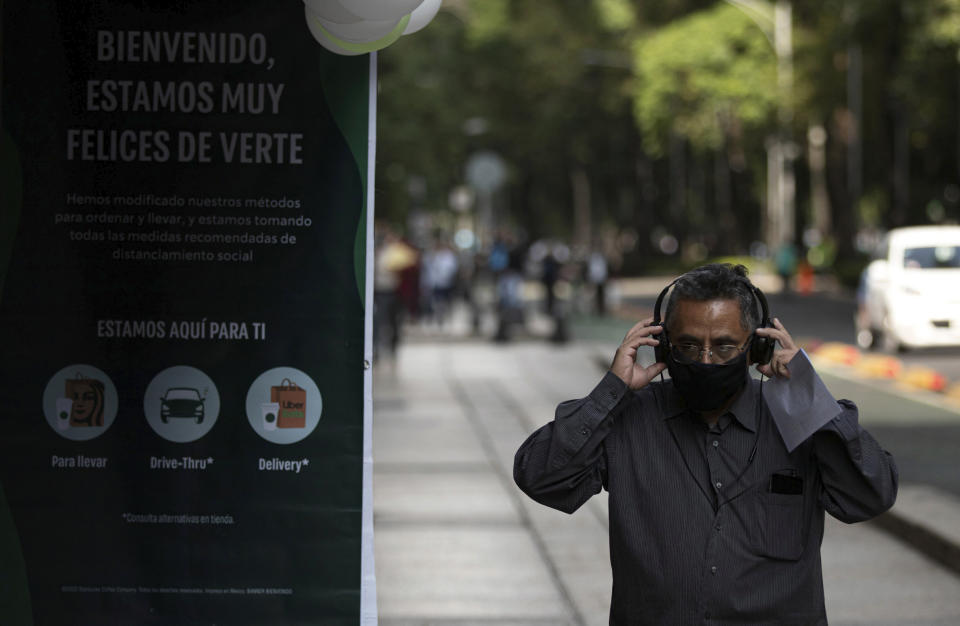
[373,224,613,359]
[373,221,820,361]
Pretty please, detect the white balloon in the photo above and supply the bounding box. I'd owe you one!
[304,6,366,55]
[338,0,423,21]
[303,6,408,55]
[315,12,404,42]
[403,0,440,34]
[303,0,363,24]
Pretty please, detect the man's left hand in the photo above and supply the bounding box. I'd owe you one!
[755,318,799,379]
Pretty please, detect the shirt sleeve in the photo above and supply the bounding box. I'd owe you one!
[764,350,898,522]
[513,371,630,514]
[813,400,899,522]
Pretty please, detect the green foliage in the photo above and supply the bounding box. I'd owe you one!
[377,1,641,238]
[858,188,888,228]
[376,0,960,267]
[833,254,871,289]
[595,0,638,32]
[921,0,960,46]
[376,11,477,226]
[464,0,510,46]
[632,3,777,156]
[708,255,771,277]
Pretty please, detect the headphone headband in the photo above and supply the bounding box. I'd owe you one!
[651,278,678,326]
[653,276,769,327]
[653,273,774,365]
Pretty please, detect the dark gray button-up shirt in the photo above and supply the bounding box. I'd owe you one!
[514,355,898,625]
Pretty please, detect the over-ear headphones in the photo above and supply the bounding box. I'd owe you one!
[652,276,775,365]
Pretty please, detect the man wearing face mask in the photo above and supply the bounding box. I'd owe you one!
[513,263,897,625]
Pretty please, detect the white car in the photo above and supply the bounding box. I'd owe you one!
[857,225,960,351]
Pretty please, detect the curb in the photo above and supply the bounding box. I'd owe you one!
[872,484,960,577]
[873,512,960,576]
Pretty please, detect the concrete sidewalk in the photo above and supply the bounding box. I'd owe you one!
[372,339,960,625]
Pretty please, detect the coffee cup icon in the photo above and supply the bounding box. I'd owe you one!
[261,402,279,431]
[56,398,73,430]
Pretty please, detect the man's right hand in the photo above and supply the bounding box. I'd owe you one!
[610,317,667,390]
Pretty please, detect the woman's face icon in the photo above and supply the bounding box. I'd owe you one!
[69,380,104,426]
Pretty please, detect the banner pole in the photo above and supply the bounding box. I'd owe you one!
[360,49,378,626]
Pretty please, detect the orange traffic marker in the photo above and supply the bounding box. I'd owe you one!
[901,367,948,392]
[797,262,814,295]
[854,354,903,379]
[812,342,861,366]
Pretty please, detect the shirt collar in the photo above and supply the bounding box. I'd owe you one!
[660,376,759,432]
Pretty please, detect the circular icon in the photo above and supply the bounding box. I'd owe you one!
[245,367,322,444]
[43,365,119,440]
[144,366,220,443]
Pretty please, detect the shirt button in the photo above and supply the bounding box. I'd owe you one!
[715,481,722,490]
[715,524,721,531]
[580,428,590,436]
[712,440,719,448]
[710,566,717,575]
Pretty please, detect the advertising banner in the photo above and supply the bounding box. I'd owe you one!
[0,2,373,623]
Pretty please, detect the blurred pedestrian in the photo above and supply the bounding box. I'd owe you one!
[488,236,510,275]
[586,249,608,316]
[774,239,798,294]
[541,247,559,316]
[494,247,525,342]
[855,266,875,349]
[514,263,897,624]
[373,228,417,363]
[396,248,421,320]
[421,237,459,328]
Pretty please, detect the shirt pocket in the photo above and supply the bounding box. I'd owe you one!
[752,490,805,561]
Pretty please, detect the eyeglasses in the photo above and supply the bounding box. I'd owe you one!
[670,336,752,364]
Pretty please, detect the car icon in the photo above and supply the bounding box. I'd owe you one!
[160,387,205,424]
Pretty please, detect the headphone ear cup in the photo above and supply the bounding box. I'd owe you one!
[751,328,775,365]
[654,333,669,364]
[748,285,775,365]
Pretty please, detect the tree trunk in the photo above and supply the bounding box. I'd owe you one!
[891,99,910,227]
[571,166,592,250]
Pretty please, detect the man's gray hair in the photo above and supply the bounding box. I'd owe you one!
[664,263,761,333]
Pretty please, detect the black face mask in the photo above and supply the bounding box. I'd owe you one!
[667,349,749,412]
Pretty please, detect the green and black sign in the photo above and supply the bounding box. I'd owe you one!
[0,2,372,623]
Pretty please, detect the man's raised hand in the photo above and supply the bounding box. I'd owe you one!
[610,318,667,390]
[754,317,799,379]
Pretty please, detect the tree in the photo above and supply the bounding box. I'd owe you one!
[376,0,960,276]
[630,3,777,253]
[632,3,777,156]
[377,1,651,261]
